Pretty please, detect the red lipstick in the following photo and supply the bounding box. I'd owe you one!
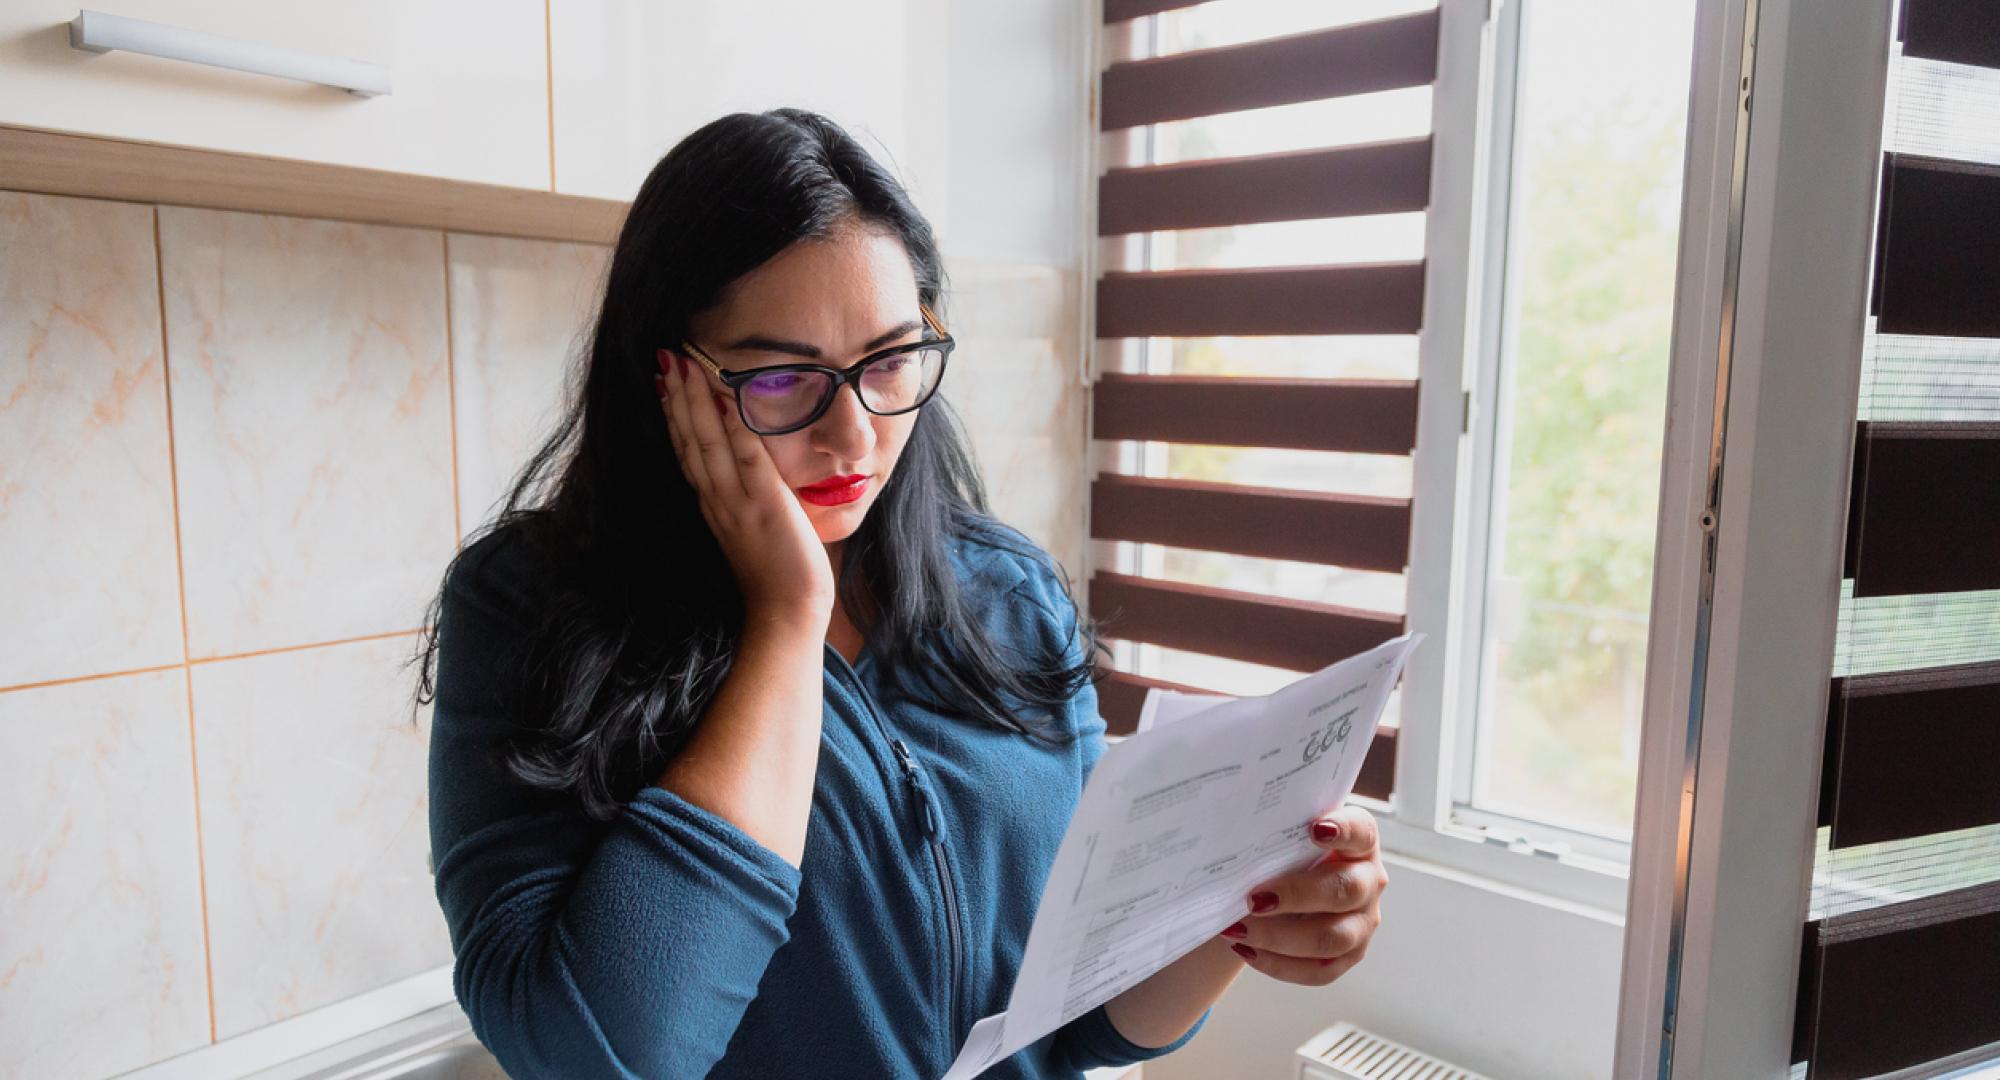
[798,473,869,506]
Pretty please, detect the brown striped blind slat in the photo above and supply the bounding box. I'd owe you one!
[1091,474,1412,573]
[1096,263,1426,338]
[1353,726,1398,803]
[1900,0,2000,69]
[1793,883,2000,1078]
[1094,667,1217,733]
[1102,0,1209,23]
[1870,155,2000,339]
[1819,662,2000,849]
[1100,11,1440,130]
[1093,374,1420,455]
[1088,571,1405,673]
[1098,138,1434,235]
[1842,421,2000,597]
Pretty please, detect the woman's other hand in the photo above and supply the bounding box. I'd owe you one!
[1218,804,1386,986]
[658,349,836,630]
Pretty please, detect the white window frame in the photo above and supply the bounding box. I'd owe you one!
[1082,0,1655,916]
[1443,0,1650,871]
[1394,0,1637,916]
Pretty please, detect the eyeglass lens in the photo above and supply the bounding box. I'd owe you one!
[737,346,947,433]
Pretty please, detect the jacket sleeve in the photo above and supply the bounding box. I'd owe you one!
[427,538,801,1080]
[1008,551,1210,1071]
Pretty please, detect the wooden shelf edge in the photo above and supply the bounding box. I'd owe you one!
[0,123,627,245]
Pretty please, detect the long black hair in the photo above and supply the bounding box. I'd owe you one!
[407,108,1105,820]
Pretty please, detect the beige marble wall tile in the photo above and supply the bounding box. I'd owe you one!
[943,263,1089,583]
[157,208,456,659]
[0,193,184,688]
[940,259,1074,344]
[0,669,209,1079]
[446,233,610,539]
[191,633,446,1039]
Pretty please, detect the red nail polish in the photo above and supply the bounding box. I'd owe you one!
[1230,943,1257,962]
[1312,821,1340,844]
[657,351,672,377]
[1221,922,1247,940]
[1250,892,1278,914]
[712,394,727,419]
[679,356,690,378]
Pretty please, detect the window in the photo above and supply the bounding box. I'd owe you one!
[1090,0,1703,895]
[1452,0,1698,853]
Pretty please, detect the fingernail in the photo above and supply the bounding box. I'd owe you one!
[678,356,690,378]
[1230,943,1257,962]
[712,393,727,419]
[1220,922,1247,940]
[657,350,672,377]
[1250,892,1278,914]
[654,374,664,397]
[1319,957,1339,967]
[1312,821,1340,844]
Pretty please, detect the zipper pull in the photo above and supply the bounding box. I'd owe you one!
[890,738,943,839]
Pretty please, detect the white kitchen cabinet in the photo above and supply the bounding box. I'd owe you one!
[549,0,935,206]
[0,1,549,190]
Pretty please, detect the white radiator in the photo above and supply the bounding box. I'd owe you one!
[1296,1021,1492,1080]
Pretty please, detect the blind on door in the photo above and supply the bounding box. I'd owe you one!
[1794,2,2000,1076]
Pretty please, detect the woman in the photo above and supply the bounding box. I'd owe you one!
[411,108,1387,1080]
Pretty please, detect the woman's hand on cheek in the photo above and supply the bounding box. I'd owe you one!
[656,348,836,629]
[1218,804,1385,987]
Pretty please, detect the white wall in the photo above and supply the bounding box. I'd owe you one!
[924,0,1094,581]
[1150,856,1624,1080]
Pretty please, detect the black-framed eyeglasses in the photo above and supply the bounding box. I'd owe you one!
[679,303,955,436]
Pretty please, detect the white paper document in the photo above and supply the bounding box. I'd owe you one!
[940,632,1424,1080]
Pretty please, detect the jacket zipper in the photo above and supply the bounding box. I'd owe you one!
[824,646,967,1058]
[890,737,965,1047]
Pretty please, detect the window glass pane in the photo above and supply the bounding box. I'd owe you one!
[1151,0,1438,58]
[1147,88,1433,165]
[1885,55,2000,168]
[1157,335,1418,381]
[1468,0,1698,838]
[1132,642,1298,696]
[1143,213,1427,270]
[1833,584,2000,678]
[1809,823,2000,921]
[1859,333,2000,422]
[1125,442,1412,499]
[1153,546,1407,615]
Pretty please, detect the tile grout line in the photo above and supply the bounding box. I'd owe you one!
[0,628,442,697]
[154,204,219,1045]
[1,661,188,695]
[443,232,463,547]
[544,0,557,193]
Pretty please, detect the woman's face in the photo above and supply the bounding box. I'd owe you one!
[682,222,928,547]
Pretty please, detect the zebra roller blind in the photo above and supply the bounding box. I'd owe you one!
[1088,2,1442,803]
[1794,2,2000,1077]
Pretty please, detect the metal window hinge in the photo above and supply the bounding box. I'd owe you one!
[1461,389,1475,434]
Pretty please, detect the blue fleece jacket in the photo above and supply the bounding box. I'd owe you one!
[427,521,1206,1079]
